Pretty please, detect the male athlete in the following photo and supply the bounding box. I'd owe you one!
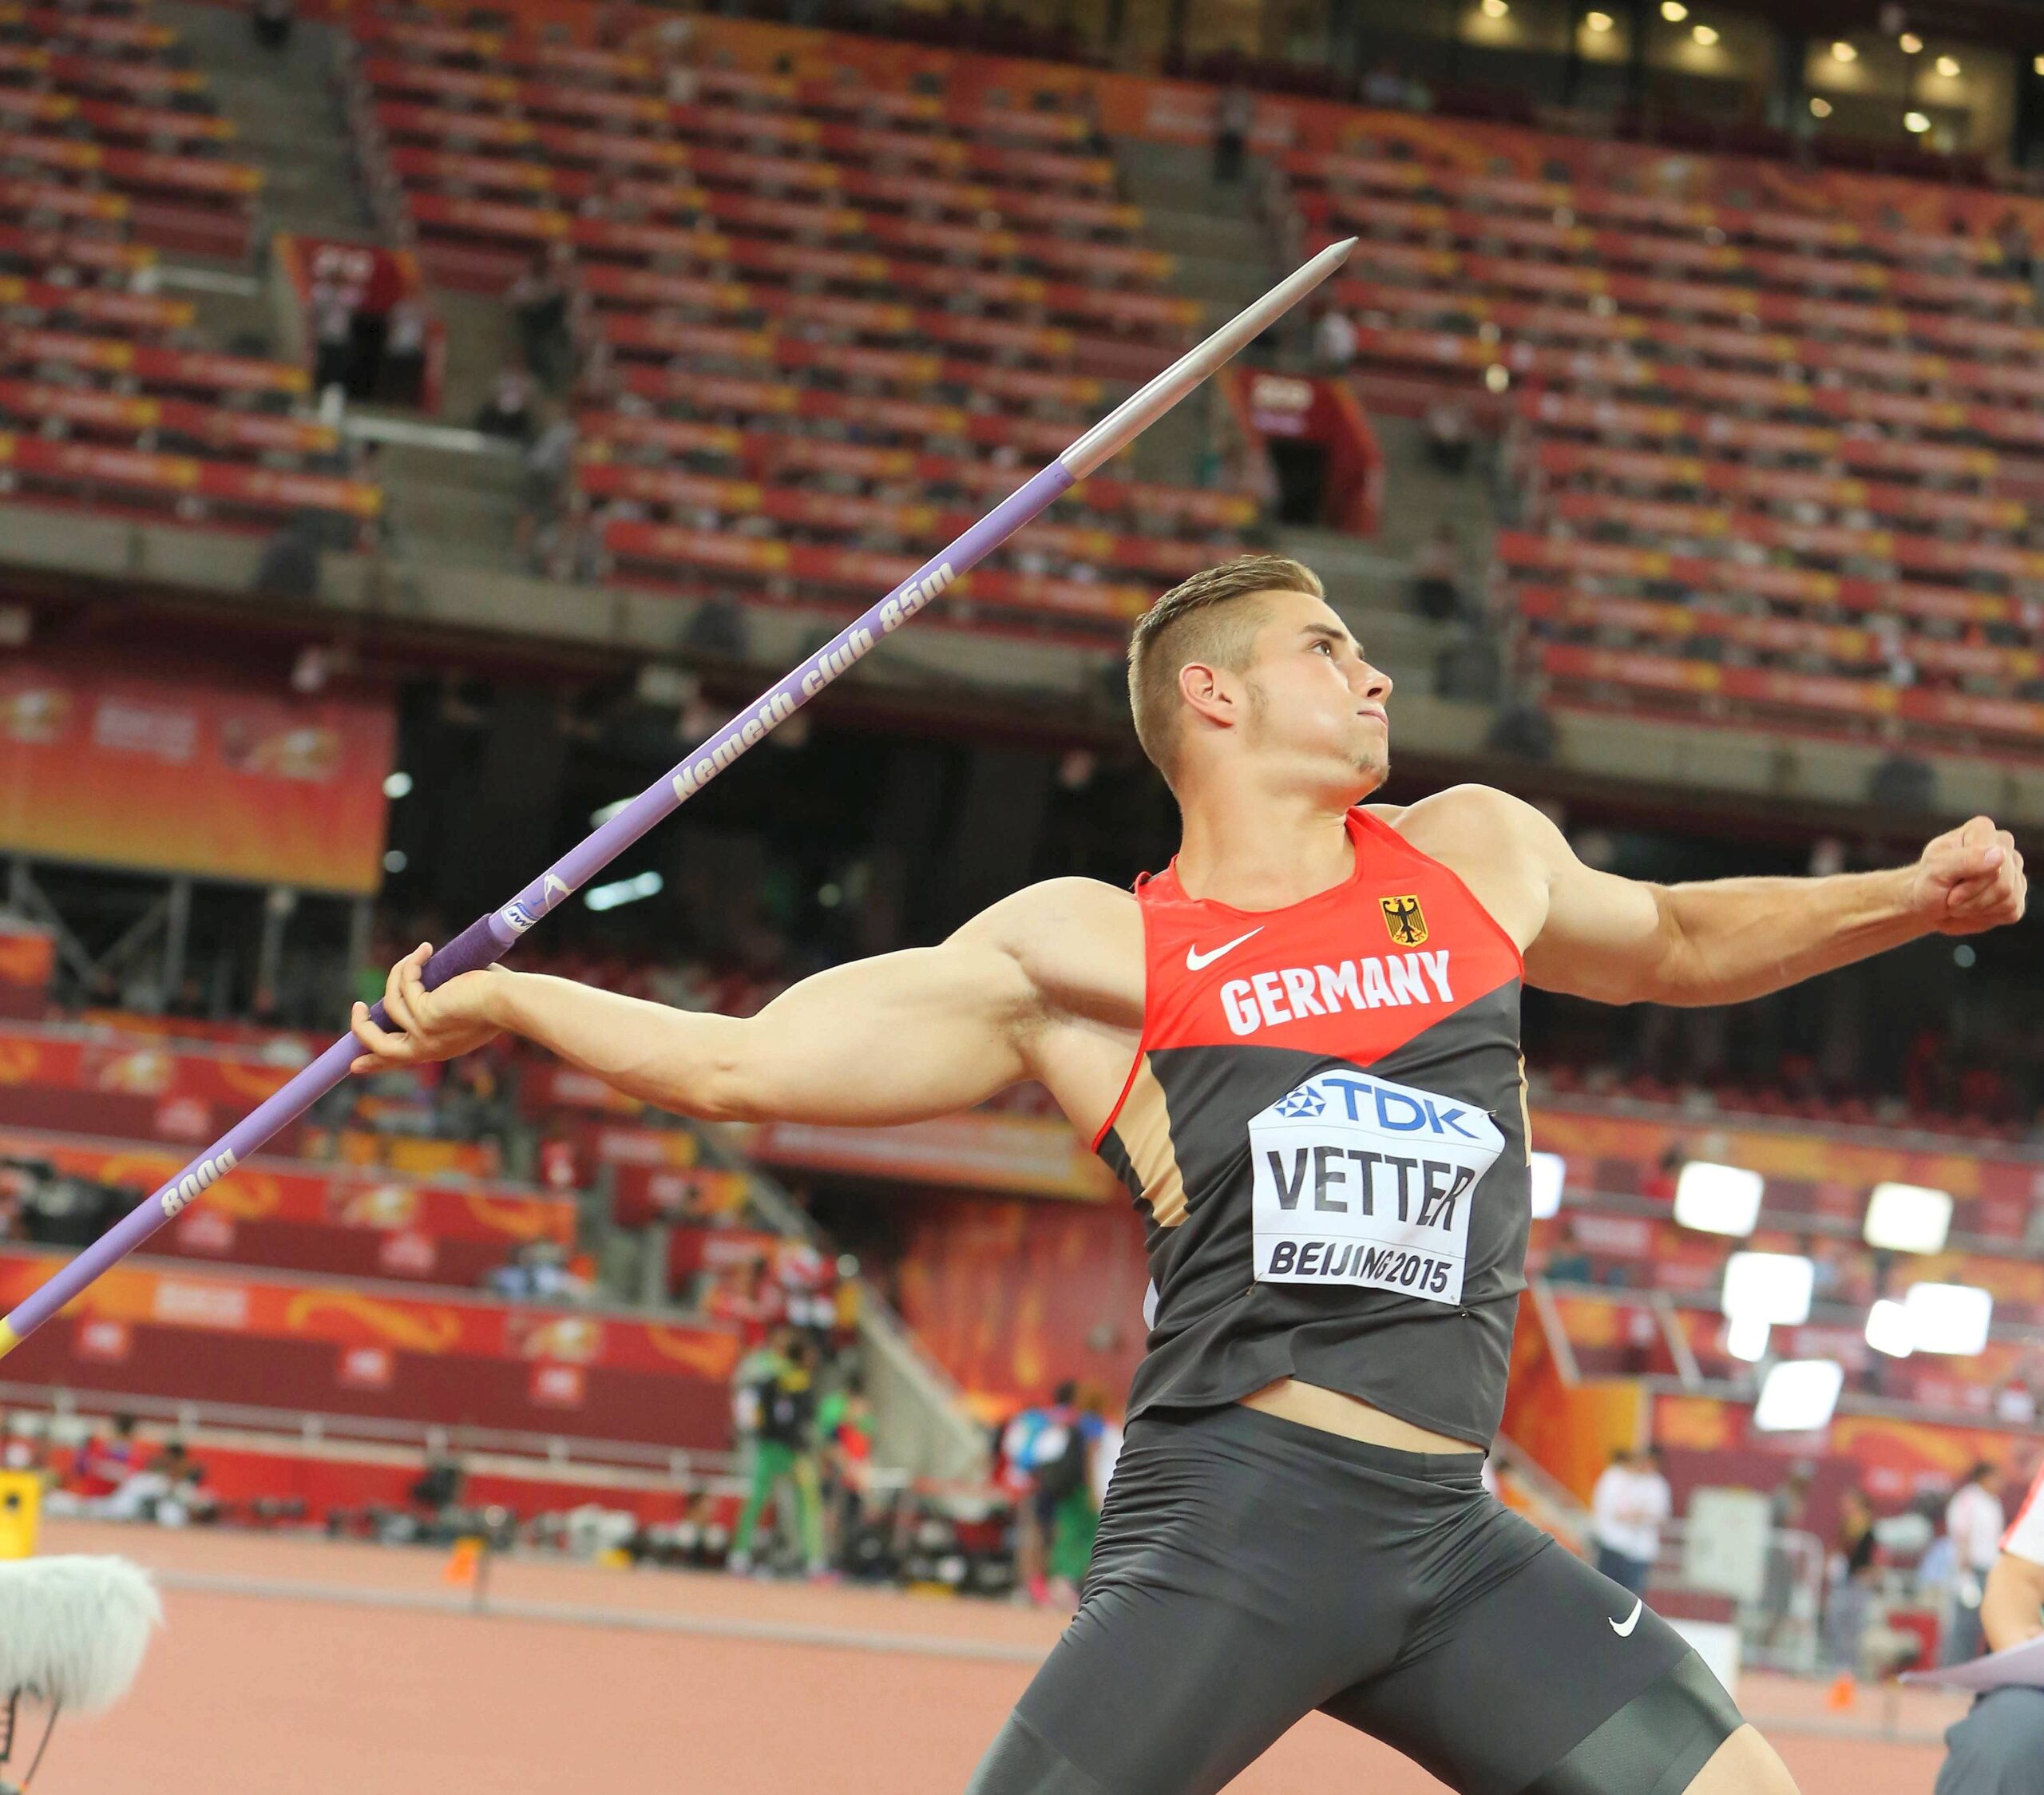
[351,555,2026,1795]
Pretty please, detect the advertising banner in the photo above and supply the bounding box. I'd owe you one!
[0,656,394,892]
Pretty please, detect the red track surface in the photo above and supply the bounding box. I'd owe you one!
[33,1520,1959,1794]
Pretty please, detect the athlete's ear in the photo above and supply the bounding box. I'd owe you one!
[1177,660,1240,732]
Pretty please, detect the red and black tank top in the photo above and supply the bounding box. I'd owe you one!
[1093,808,1531,1447]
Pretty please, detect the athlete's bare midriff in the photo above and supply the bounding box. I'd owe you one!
[1238,1378,1484,1453]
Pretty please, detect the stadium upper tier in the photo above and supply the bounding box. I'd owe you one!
[343,7,1254,639]
[0,0,383,537]
[1285,122,2044,759]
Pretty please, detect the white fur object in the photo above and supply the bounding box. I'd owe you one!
[0,1557,161,1710]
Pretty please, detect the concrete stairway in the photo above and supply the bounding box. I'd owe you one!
[160,2,372,244]
[1110,138,1280,488]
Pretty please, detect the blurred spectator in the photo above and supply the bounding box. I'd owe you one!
[252,0,293,51]
[817,1375,875,1568]
[1761,1466,1813,1651]
[1640,1143,1686,1205]
[311,283,356,398]
[1590,1444,1670,1599]
[1827,1485,1879,1667]
[999,1381,1082,1607]
[104,1440,215,1527]
[1935,1457,2044,1794]
[474,360,537,443]
[1211,85,1252,185]
[382,298,429,407]
[708,1257,786,1349]
[484,1241,590,1304]
[506,252,572,390]
[1410,522,1463,621]
[517,406,576,561]
[728,1330,826,1578]
[1946,1461,2008,1664]
[1313,306,1357,373]
[68,1413,139,1500]
[1424,398,1472,474]
[0,1411,43,1476]
[410,1452,464,1524]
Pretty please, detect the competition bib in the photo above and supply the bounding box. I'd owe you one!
[1249,1068,1505,1305]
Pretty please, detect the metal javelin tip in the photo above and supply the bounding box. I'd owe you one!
[1060,240,1358,481]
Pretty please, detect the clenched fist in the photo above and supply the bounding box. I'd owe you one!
[1907,817,2027,936]
[349,943,509,1073]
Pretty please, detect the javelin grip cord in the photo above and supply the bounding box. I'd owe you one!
[0,239,1356,1356]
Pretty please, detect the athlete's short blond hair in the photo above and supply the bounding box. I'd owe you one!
[1127,554,1325,788]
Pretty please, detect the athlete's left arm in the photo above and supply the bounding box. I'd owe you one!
[1499,794,2026,1007]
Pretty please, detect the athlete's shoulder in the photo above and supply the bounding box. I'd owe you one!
[967,877,1139,938]
[957,879,1143,1026]
[1375,785,1563,861]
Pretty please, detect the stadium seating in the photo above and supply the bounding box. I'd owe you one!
[0,0,383,540]
[343,10,1251,643]
[0,2,260,260]
[1281,126,2044,756]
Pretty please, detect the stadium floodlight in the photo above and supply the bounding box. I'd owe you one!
[1903,1282,1993,1355]
[1724,1314,1772,1363]
[1529,1151,1566,1220]
[1904,111,1931,133]
[1722,1252,1815,1327]
[1754,1358,1844,1432]
[0,242,1362,1363]
[584,870,664,913]
[1674,1161,1765,1236]
[1865,1298,1915,1358]
[1864,1182,1953,1254]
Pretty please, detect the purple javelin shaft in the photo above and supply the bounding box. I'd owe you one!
[0,238,1355,1354]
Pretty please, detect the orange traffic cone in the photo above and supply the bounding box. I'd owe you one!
[1825,1672,1857,1713]
[443,1536,484,1588]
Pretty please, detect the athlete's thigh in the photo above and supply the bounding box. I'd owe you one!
[1323,1533,1744,1795]
[1936,1689,2044,1795]
[962,1569,1331,1795]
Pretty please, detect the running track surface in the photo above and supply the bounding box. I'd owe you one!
[35,1520,1961,1794]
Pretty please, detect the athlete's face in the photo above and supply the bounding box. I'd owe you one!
[1238,591,1392,798]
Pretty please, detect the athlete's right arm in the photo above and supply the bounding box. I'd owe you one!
[1981,1549,2044,1653]
[347,881,1132,1127]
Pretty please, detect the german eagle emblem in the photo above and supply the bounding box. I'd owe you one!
[1380,894,1428,946]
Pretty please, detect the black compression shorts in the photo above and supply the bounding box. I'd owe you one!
[965,1404,1745,1795]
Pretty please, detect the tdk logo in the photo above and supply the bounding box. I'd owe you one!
[159,1148,238,1219]
[1274,1088,1326,1119]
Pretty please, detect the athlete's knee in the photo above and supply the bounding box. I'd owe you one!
[1678,1725,1800,1795]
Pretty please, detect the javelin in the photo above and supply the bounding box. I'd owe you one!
[0,237,1356,1358]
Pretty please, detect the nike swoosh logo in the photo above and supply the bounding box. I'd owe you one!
[1610,1599,1642,1638]
[1185,927,1264,973]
